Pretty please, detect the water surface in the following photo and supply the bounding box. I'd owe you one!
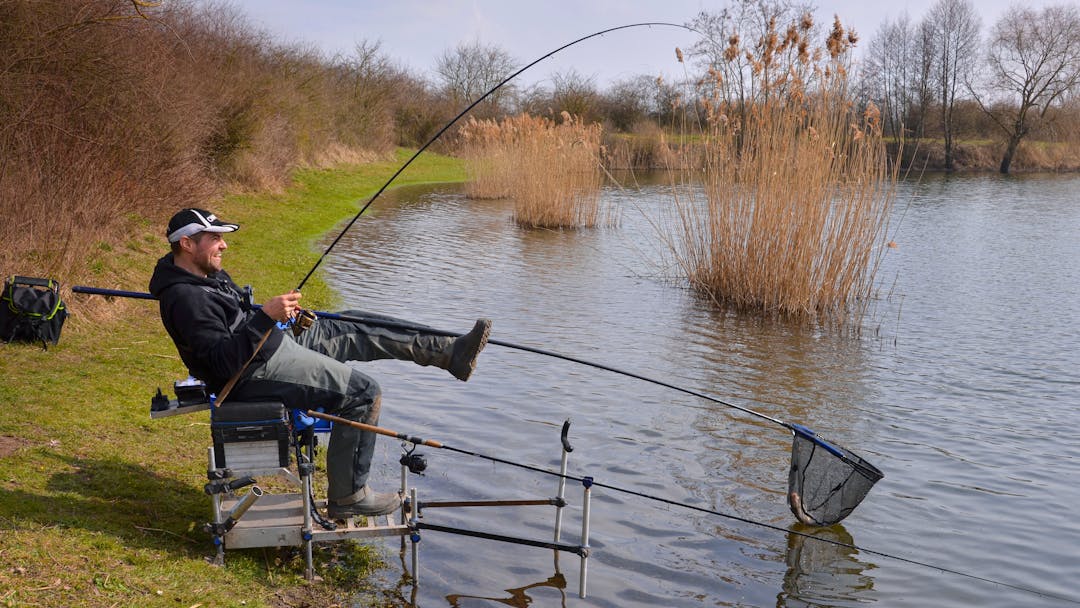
[323,172,1080,607]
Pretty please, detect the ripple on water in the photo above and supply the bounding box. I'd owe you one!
[327,177,1080,608]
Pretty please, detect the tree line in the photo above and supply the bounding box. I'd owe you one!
[4,0,1080,252]
[860,0,1080,173]
[439,0,1080,175]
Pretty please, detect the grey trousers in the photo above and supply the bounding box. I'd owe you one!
[230,311,454,505]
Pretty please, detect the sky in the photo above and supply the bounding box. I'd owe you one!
[218,0,1048,89]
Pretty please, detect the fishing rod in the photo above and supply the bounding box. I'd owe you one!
[72,23,874,528]
[74,283,878,526]
[307,410,1080,606]
[294,21,695,292]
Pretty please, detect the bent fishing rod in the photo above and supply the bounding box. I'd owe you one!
[306,410,1080,606]
[294,21,695,291]
[213,22,696,407]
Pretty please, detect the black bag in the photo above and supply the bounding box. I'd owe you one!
[0,276,68,348]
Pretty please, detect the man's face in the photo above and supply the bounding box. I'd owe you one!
[184,232,227,276]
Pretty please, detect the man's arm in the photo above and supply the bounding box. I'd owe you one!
[161,284,280,384]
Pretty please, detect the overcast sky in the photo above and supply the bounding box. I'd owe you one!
[217,0,1049,88]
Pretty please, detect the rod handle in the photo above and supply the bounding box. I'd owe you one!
[306,410,444,448]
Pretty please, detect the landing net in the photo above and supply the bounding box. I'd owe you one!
[787,425,883,526]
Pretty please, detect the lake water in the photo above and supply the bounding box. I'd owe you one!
[323,173,1080,607]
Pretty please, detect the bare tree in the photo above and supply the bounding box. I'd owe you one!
[434,39,516,118]
[687,0,818,106]
[914,19,937,140]
[978,4,1080,173]
[863,13,930,139]
[331,40,409,150]
[550,69,601,122]
[922,0,981,171]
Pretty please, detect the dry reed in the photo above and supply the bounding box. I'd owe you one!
[669,16,897,325]
[459,113,608,228]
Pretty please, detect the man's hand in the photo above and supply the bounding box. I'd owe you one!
[262,290,302,323]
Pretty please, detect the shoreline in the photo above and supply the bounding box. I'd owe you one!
[890,140,1080,174]
[0,150,467,608]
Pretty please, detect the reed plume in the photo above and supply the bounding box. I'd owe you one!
[669,16,896,325]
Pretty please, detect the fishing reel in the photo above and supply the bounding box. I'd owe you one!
[291,308,316,337]
[400,444,427,475]
[244,284,314,336]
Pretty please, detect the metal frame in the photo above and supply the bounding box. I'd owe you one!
[194,409,592,596]
[206,427,411,580]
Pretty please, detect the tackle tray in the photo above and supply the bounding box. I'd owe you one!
[211,401,291,469]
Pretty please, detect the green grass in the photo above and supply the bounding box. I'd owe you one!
[0,149,466,607]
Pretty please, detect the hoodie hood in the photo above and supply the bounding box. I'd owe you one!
[149,253,280,391]
[150,253,218,296]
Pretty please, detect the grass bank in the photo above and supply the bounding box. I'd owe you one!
[886,138,1080,173]
[0,149,466,608]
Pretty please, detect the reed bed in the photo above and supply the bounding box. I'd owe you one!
[669,17,897,325]
[460,113,608,228]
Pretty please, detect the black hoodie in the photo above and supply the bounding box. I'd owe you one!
[148,254,283,392]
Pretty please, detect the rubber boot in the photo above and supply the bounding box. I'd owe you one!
[327,485,402,518]
[447,318,492,381]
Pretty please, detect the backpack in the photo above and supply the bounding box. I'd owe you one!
[0,276,68,348]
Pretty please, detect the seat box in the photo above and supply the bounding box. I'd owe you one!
[211,401,291,470]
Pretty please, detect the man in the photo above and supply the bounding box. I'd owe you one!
[149,208,491,517]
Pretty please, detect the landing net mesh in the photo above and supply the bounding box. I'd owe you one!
[787,429,883,526]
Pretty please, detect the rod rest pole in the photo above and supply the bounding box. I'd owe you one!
[205,486,263,536]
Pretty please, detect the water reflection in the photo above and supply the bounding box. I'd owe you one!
[778,524,875,607]
[382,547,569,608]
[445,569,567,608]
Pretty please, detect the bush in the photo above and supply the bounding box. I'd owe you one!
[0,0,415,284]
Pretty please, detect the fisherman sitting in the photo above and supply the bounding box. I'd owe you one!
[149,208,492,517]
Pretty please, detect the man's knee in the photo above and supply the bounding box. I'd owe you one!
[337,369,381,422]
[363,395,382,425]
[348,368,380,399]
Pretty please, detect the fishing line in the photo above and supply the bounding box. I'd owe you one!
[294,21,696,291]
[309,410,1080,606]
[69,284,1072,601]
